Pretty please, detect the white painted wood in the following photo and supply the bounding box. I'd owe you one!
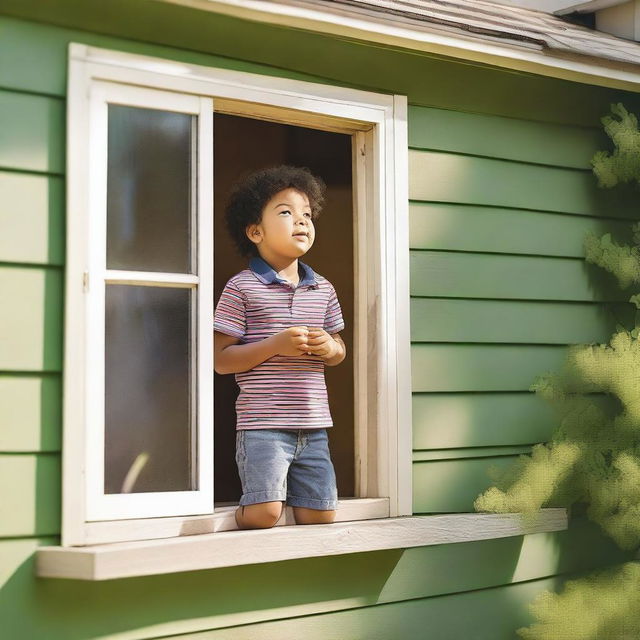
[36,509,568,580]
[83,80,214,522]
[63,56,91,547]
[65,43,409,545]
[392,94,413,517]
[84,80,109,522]
[213,97,373,133]
[156,0,640,92]
[92,80,204,111]
[364,125,382,501]
[197,95,215,514]
[71,45,392,119]
[64,59,217,542]
[103,271,199,286]
[81,498,390,544]
[372,117,389,507]
[352,130,368,498]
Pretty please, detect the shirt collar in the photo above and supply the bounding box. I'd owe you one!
[249,255,318,288]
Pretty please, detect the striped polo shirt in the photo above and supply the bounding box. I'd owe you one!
[214,255,345,430]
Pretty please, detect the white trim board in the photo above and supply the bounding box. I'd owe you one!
[37,509,568,580]
[156,0,640,92]
[80,498,390,546]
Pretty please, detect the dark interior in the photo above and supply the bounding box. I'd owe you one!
[213,112,355,503]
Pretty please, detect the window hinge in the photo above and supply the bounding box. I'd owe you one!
[83,271,89,293]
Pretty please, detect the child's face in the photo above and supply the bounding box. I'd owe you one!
[246,187,315,261]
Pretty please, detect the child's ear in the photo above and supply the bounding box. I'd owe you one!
[246,224,261,246]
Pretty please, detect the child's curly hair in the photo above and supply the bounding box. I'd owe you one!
[224,164,326,258]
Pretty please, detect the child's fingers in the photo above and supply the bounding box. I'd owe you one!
[305,343,328,354]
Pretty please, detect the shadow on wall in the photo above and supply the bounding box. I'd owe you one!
[1,542,402,639]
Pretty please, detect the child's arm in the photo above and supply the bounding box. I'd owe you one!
[323,333,346,366]
[214,327,312,375]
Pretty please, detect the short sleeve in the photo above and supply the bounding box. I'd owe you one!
[324,283,345,334]
[214,279,246,339]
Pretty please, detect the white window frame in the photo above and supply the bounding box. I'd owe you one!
[84,82,214,522]
[62,42,414,547]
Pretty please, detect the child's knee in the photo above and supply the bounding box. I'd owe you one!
[293,507,336,525]
[235,501,283,529]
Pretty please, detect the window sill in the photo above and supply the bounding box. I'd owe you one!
[36,508,567,580]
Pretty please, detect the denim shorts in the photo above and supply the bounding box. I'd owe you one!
[235,428,338,510]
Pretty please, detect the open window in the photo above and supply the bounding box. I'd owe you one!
[212,114,357,506]
[59,43,412,548]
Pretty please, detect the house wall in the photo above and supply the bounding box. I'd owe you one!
[1,5,638,638]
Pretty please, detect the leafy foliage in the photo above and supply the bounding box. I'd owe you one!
[473,103,640,639]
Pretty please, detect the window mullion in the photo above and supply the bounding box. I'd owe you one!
[104,270,199,287]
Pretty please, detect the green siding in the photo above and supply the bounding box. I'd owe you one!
[0,8,637,640]
[0,375,61,452]
[0,454,60,536]
[409,149,638,218]
[409,202,636,257]
[0,172,65,266]
[413,392,555,449]
[0,267,63,371]
[411,298,634,344]
[407,104,609,169]
[0,518,633,640]
[413,455,522,513]
[410,250,627,301]
[411,344,569,392]
[0,90,65,174]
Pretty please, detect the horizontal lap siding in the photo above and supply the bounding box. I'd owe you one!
[0,79,66,462]
[408,105,637,514]
[0,12,637,640]
[0,30,66,561]
[1,517,634,639]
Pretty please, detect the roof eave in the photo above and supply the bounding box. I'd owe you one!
[154,0,640,92]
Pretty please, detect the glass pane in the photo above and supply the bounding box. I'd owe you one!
[107,105,194,273]
[104,284,195,494]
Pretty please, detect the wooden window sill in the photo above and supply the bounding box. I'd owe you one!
[36,508,567,580]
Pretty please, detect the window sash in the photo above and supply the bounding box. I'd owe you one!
[84,81,214,520]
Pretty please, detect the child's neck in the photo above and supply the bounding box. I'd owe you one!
[260,254,300,285]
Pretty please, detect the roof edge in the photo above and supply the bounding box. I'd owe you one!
[154,0,640,92]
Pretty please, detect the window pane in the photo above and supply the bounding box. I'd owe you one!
[107,105,194,273]
[104,284,195,494]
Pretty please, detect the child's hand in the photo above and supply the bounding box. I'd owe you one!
[303,328,340,360]
[270,326,312,357]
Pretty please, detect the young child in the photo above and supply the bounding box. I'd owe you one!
[213,164,347,530]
